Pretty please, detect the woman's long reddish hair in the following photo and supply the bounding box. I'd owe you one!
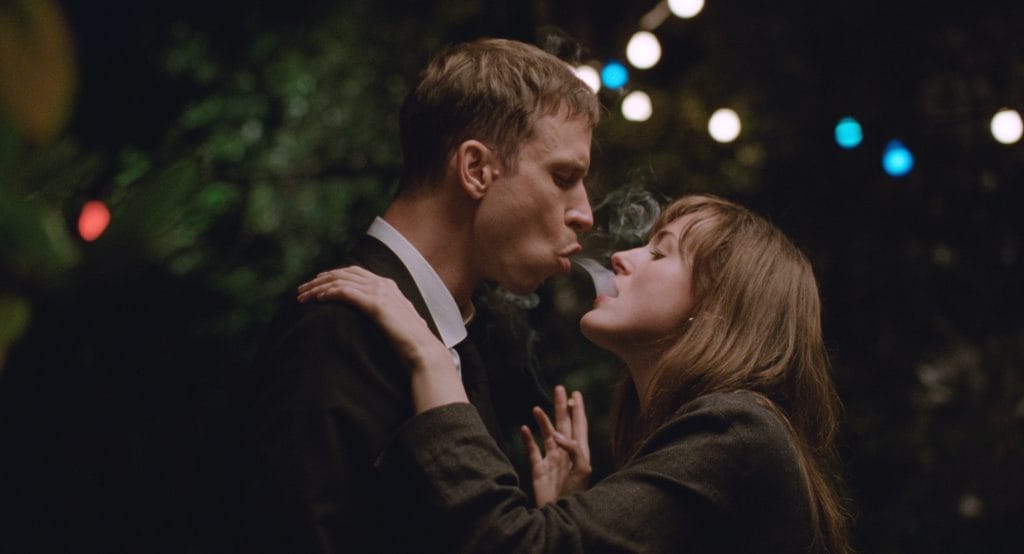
[610,194,851,553]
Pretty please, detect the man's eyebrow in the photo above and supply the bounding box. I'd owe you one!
[552,160,589,177]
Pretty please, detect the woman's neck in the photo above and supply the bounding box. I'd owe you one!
[623,353,661,410]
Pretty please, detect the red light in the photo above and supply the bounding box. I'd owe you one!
[78,201,111,242]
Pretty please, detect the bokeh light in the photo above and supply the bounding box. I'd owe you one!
[626,32,662,70]
[78,200,111,242]
[621,91,653,122]
[601,61,629,90]
[882,140,914,177]
[835,117,863,149]
[668,0,705,18]
[990,109,1023,144]
[573,65,601,93]
[708,108,741,143]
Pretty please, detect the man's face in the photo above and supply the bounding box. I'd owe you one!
[474,112,594,294]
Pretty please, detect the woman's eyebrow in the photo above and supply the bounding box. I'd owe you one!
[652,229,678,251]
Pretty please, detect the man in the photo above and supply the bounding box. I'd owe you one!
[244,38,600,552]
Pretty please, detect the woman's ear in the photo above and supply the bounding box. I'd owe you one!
[455,140,499,200]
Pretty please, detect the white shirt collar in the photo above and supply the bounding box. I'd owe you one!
[366,217,468,349]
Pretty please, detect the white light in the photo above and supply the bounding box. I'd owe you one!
[991,109,1023,144]
[708,108,741,143]
[573,65,601,93]
[668,0,705,18]
[621,91,653,122]
[626,31,662,70]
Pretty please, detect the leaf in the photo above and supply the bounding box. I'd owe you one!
[0,0,77,144]
[0,189,80,285]
[0,293,31,374]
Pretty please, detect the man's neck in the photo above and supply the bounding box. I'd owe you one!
[382,193,477,312]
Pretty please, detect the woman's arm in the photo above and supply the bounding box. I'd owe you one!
[380,393,814,553]
[297,266,591,503]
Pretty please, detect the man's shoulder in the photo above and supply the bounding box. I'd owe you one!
[261,243,410,341]
[247,279,408,411]
[251,254,396,369]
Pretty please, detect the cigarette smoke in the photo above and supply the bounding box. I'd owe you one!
[564,185,665,303]
[595,184,664,248]
[572,258,617,298]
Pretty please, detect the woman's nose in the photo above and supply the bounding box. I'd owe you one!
[611,250,629,274]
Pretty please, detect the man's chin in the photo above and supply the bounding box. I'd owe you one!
[497,274,545,296]
[502,283,540,296]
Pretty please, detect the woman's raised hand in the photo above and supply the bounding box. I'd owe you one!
[520,385,592,507]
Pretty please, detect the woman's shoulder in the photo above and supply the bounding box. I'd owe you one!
[628,390,810,520]
[677,390,790,434]
[617,392,813,550]
[636,390,799,468]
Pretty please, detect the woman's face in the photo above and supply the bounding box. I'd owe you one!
[580,214,697,359]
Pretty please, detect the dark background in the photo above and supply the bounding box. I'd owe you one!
[1,0,1022,551]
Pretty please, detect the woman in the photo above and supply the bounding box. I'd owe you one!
[299,194,850,552]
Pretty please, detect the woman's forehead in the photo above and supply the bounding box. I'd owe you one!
[659,211,715,240]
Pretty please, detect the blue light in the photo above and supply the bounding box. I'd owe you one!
[601,61,629,90]
[834,117,863,149]
[882,140,914,177]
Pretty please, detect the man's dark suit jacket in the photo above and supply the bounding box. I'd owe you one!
[239,235,550,553]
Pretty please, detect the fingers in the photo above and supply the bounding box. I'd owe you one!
[533,406,558,444]
[298,268,359,302]
[554,385,572,438]
[552,434,592,472]
[520,425,542,468]
[297,267,377,294]
[296,267,398,304]
[571,390,590,459]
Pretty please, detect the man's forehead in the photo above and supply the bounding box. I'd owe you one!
[530,115,592,163]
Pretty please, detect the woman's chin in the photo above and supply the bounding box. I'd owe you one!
[579,315,613,351]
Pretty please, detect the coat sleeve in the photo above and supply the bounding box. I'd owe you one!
[378,395,810,553]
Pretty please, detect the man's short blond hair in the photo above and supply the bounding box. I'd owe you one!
[398,38,601,190]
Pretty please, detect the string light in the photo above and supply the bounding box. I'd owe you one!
[626,31,662,70]
[601,61,629,89]
[668,0,705,19]
[78,200,111,242]
[990,109,1023,144]
[882,140,914,177]
[622,91,653,121]
[599,2,1015,180]
[573,65,601,93]
[835,117,863,149]
[708,108,741,143]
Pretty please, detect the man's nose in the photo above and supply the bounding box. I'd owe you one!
[566,185,594,232]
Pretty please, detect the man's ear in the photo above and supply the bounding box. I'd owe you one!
[454,140,500,200]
